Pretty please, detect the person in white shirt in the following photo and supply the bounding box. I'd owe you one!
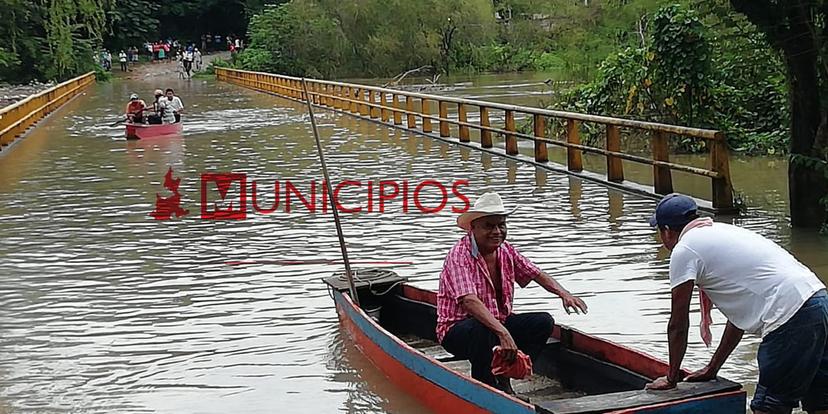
[645,194,827,414]
[164,88,184,123]
[118,50,128,71]
[194,48,202,70]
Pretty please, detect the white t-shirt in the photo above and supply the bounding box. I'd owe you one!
[156,99,176,123]
[164,96,184,113]
[670,223,824,337]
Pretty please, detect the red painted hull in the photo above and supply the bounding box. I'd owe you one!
[330,283,746,413]
[337,299,508,414]
[125,122,182,140]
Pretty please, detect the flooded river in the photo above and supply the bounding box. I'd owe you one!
[0,69,826,413]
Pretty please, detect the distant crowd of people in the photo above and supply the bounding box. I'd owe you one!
[125,89,184,125]
[199,33,244,53]
[99,36,222,74]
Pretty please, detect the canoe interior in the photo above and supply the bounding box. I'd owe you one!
[325,269,743,413]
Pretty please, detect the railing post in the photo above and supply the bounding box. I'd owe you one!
[406,97,416,128]
[652,131,674,195]
[380,92,390,122]
[318,83,326,106]
[368,90,379,118]
[350,87,359,113]
[421,98,432,133]
[392,94,403,125]
[438,101,449,137]
[606,125,624,182]
[566,119,583,172]
[710,134,734,211]
[326,84,333,107]
[360,89,370,116]
[505,110,517,155]
[458,103,470,142]
[533,114,548,162]
[480,106,492,148]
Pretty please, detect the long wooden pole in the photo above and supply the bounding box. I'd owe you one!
[301,79,360,306]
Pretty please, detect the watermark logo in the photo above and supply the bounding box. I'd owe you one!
[201,173,248,220]
[150,167,189,220]
[150,168,470,220]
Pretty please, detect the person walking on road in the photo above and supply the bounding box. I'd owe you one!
[119,50,128,71]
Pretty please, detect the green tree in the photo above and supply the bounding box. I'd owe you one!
[730,0,828,227]
[0,0,109,82]
[106,0,160,50]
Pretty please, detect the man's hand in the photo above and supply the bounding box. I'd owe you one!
[497,330,518,363]
[561,293,588,315]
[645,376,677,390]
[685,365,718,382]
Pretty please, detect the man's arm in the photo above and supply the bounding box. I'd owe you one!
[646,280,694,390]
[686,321,743,382]
[533,272,588,314]
[459,294,518,359]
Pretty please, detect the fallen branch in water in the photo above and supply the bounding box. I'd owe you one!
[382,65,433,87]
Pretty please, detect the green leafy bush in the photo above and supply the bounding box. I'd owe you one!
[558,3,789,155]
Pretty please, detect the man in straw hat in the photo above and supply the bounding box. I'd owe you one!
[437,192,588,393]
[644,193,826,414]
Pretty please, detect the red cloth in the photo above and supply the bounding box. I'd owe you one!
[491,346,532,379]
[436,233,543,342]
[678,217,715,347]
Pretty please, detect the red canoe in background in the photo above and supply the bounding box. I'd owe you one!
[125,122,182,140]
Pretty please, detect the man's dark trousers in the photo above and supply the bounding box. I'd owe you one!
[440,312,554,387]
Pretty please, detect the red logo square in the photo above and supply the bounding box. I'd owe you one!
[201,173,247,220]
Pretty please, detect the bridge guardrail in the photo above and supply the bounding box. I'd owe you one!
[216,67,734,212]
[0,71,96,150]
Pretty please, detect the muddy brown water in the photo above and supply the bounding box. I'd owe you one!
[0,71,825,413]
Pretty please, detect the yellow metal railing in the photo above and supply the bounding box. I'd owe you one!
[0,71,96,150]
[216,68,734,212]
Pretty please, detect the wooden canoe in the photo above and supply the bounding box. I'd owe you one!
[125,122,182,140]
[323,269,746,414]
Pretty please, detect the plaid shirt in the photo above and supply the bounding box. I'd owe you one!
[436,233,542,342]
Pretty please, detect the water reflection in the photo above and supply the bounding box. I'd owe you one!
[0,74,824,414]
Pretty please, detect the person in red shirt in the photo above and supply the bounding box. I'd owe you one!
[124,93,146,124]
[438,192,588,393]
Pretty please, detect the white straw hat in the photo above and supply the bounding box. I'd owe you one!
[457,192,518,230]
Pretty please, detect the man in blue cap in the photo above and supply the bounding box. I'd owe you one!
[645,193,827,414]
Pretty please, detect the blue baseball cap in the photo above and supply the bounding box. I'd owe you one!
[648,193,698,228]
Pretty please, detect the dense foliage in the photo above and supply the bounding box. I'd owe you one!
[0,0,267,83]
[238,0,691,78]
[729,0,827,227]
[239,0,497,78]
[561,2,789,155]
[0,0,108,82]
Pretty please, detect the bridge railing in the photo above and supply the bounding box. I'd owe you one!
[216,68,734,212]
[0,71,96,151]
